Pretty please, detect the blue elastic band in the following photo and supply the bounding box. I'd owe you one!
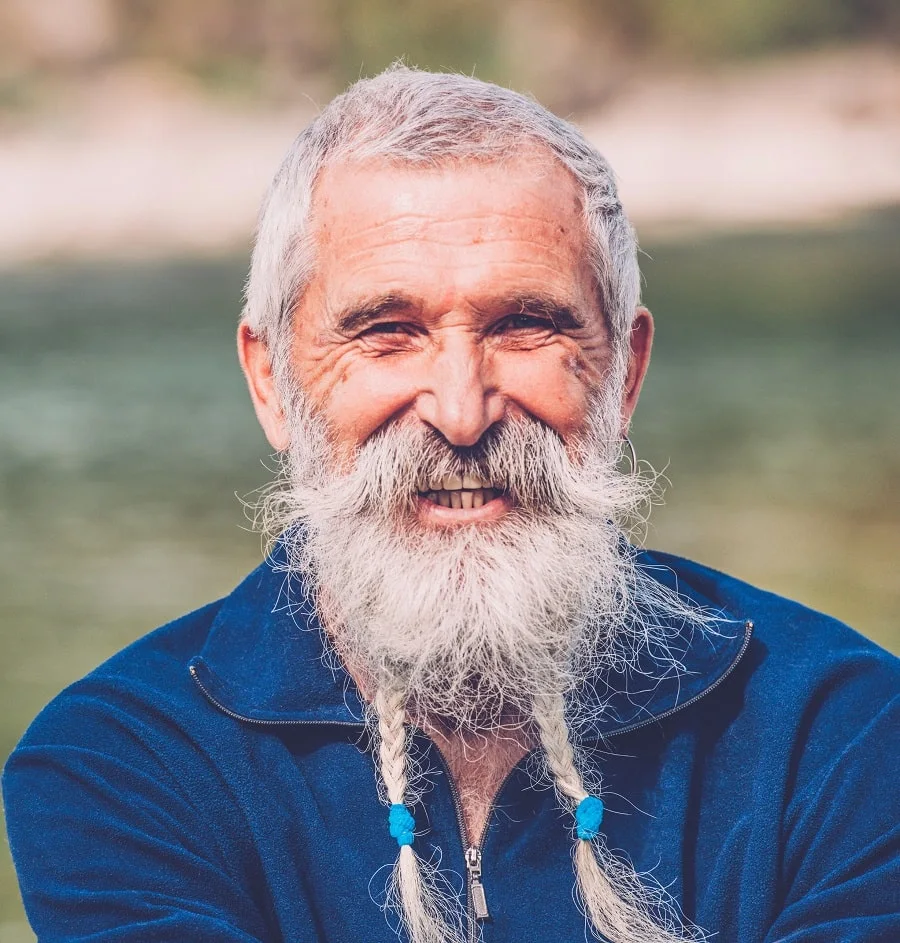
[388,803,416,847]
[575,795,604,840]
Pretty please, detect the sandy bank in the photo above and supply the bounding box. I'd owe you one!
[1,46,898,264]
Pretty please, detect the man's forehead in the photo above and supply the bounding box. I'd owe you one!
[309,151,584,231]
[289,154,600,338]
[300,160,591,314]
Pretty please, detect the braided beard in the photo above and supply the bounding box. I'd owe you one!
[257,392,711,943]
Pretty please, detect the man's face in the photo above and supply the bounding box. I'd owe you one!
[246,153,648,527]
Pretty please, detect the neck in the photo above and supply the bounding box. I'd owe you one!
[420,716,536,845]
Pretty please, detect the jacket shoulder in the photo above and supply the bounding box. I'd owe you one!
[5,596,226,764]
[648,548,900,773]
[650,548,898,669]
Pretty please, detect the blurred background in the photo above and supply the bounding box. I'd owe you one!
[1,1,899,937]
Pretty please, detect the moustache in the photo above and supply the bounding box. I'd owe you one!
[329,415,604,519]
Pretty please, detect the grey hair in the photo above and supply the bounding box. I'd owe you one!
[242,63,641,393]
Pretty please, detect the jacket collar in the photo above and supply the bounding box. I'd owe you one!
[189,545,753,739]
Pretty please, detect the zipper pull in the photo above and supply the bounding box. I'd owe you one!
[465,846,490,920]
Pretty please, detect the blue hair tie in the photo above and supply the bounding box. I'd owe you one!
[388,803,416,847]
[575,795,604,840]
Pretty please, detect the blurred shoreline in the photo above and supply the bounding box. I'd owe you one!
[1,44,899,266]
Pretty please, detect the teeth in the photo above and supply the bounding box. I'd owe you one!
[420,482,503,509]
[420,473,497,492]
[422,488,502,509]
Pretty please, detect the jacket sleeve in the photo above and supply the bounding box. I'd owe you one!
[2,683,271,943]
[764,694,900,943]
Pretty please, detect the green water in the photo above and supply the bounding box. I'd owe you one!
[2,213,899,936]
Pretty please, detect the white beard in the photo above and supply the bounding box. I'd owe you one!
[260,388,700,731]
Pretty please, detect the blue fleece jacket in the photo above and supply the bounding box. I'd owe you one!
[4,549,899,942]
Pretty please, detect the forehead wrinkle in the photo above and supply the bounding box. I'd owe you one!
[325,216,575,258]
[314,171,584,238]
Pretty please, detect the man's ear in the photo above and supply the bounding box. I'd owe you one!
[620,306,654,434]
[237,322,290,451]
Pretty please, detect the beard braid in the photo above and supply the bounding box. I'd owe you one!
[254,384,714,943]
[256,384,711,733]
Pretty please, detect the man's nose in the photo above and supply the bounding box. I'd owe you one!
[415,334,505,446]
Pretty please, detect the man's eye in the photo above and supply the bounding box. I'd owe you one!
[361,322,415,337]
[497,314,555,332]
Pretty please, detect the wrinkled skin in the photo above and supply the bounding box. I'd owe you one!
[239,153,653,529]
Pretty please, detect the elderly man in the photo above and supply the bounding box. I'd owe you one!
[4,66,899,943]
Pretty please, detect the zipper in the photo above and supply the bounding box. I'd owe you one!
[465,847,490,921]
[431,738,536,943]
[432,741,482,943]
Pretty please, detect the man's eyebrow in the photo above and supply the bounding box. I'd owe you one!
[334,294,418,334]
[499,295,587,330]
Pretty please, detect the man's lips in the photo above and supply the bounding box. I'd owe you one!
[416,490,511,522]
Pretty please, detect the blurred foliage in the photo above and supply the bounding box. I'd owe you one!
[572,0,900,57]
[329,0,502,85]
[1,0,899,111]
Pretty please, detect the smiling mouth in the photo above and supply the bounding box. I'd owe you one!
[418,473,504,509]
